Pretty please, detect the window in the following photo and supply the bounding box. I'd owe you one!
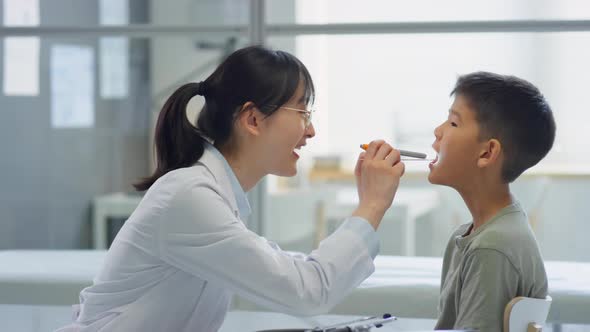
[2,0,588,263]
[263,0,590,262]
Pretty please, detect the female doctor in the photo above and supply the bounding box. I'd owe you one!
[57,45,405,332]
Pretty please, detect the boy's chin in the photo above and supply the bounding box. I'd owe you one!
[427,171,441,184]
[428,172,453,188]
[428,178,446,186]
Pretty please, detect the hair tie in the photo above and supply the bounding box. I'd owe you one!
[195,81,207,96]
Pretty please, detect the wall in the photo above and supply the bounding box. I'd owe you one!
[0,0,150,249]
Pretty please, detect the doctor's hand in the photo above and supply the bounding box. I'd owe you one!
[352,140,405,230]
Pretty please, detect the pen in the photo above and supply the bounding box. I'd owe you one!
[310,313,396,332]
[360,144,428,159]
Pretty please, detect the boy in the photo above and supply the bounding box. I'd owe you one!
[429,72,555,331]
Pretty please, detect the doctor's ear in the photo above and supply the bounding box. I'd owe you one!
[236,102,265,136]
[477,138,502,168]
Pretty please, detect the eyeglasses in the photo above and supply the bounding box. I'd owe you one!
[268,105,315,128]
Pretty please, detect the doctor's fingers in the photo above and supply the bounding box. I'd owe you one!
[373,142,394,161]
[392,161,405,177]
[384,149,401,166]
[363,140,386,159]
[355,152,366,177]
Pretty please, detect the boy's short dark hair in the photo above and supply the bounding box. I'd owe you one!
[451,72,556,183]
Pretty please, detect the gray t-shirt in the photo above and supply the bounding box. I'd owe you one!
[435,201,548,332]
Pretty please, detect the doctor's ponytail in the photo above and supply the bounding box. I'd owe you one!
[133,82,208,191]
[134,45,315,191]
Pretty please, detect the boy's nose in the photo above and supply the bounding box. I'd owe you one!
[434,124,442,140]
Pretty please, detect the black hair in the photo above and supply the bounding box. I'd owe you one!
[134,45,315,191]
[451,71,556,183]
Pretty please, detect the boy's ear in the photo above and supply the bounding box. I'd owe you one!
[236,102,264,137]
[477,138,502,169]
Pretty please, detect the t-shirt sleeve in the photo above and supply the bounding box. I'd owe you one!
[455,248,520,332]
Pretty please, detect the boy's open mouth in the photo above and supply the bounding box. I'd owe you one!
[429,154,439,169]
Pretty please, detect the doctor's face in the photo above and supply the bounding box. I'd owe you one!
[262,80,316,177]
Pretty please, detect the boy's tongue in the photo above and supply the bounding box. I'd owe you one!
[430,154,439,167]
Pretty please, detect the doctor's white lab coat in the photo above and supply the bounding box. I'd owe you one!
[56,143,379,332]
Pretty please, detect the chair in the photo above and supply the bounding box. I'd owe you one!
[503,296,552,332]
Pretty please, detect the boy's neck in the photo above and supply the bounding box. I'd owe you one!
[458,182,513,233]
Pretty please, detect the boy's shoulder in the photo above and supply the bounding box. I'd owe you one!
[464,202,542,262]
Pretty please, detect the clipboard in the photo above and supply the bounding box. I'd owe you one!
[257,313,396,332]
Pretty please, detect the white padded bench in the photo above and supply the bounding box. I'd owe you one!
[1,251,589,325]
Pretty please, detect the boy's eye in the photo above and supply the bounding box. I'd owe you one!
[450,122,458,127]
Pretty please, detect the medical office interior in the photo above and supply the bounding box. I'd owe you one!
[1,0,590,331]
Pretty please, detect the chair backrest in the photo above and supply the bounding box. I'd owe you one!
[503,296,552,332]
